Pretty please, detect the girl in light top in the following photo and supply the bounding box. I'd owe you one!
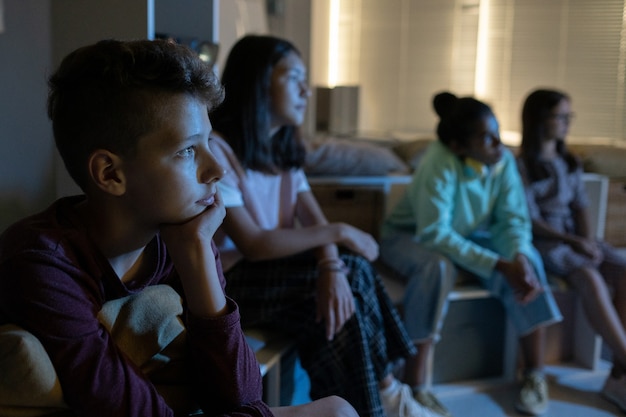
[518,88,626,413]
[381,92,562,417]
[210,35,441,417]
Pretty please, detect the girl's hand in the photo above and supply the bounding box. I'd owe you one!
[335,223,379,261]
[315,270,355,341]
[571,237,603,265]
[497,254,542,304]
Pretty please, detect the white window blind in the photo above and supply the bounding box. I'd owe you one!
[312,0,626,143]
[483,0,626,142]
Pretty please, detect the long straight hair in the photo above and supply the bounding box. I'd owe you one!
[210,35,306,174]
[520,89,579,182]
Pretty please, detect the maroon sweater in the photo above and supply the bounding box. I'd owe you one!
[0,196,273,417]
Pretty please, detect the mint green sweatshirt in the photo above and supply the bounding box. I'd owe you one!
[382,140,534,279]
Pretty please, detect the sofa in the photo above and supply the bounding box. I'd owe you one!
[305,135,626,248]
[305,134,617,382]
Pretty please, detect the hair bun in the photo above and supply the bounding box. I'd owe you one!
[432,91,457,118]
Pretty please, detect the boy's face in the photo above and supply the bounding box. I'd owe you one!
[122,94,224,225]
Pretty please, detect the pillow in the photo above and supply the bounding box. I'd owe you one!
[0,285,188,416]
[0,324,67,412]
[305,137,409,176]
[97,284,186,371]
[568,144,626,179]
[391,139,434,171]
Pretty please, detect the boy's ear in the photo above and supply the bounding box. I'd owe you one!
[87,150,127,196]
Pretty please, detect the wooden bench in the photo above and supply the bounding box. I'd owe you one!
[311,172,608,384]
[245,328,297,407]
[246,173,608,400]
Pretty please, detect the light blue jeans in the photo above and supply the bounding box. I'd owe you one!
[380,232,562,343]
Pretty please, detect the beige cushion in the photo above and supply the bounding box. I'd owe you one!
[0,285,188,417]
[391,139,434,171]
[305,136,409,176]
[0,324,67,414]
[569,144,626,179]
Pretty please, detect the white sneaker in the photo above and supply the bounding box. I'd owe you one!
[414,390,452,417]
[514,371,549,415]
[380,379,445,417]
[601,373,626,412]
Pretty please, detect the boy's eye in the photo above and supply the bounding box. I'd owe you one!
[177,146,195,158]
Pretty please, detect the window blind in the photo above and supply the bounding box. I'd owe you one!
[312,0,626,143]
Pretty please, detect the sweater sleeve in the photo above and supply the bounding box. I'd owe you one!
[182,243,273,417]
[488,153,535,260]
[409,154,499,279]
[0,244,273,417]
[185,301,272,416]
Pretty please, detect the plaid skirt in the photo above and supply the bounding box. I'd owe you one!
[225,251,415,417]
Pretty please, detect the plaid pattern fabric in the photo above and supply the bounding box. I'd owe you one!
[225,252,415,417]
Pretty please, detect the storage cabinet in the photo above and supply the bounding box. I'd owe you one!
[51,0,215,64]
[311,185,385,239]
[51,0,216,198]
[432,297,509,383]
[50,0,215,62]
[309,175,412,240]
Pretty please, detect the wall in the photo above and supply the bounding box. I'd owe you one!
[0,0,55,231]
[0,0,217,232]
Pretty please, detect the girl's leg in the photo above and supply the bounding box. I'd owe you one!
[516,327,549,415]
[271,395,359,417]
[569,266,626,369]
[601,256,626,331]
[519,326,545,371]
[403,341,433,388]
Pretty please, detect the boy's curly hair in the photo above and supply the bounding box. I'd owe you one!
[48,39,224,190]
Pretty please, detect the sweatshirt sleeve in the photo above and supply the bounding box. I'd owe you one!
[182,243,273,417]
[487,153,535,260]
[0,244,274,417]
[409,153,500,279]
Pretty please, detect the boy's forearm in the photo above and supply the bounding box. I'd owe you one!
[174,247,227,317]
[185,301,268,412]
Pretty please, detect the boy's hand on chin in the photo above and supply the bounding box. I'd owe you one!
[160,193,226,252]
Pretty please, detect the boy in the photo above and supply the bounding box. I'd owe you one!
[0,39,356,417]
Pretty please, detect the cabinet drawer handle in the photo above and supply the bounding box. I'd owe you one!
[335,190,355,200]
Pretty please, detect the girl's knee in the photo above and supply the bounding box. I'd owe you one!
[569,267,604,294]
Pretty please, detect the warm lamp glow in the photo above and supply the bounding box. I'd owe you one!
[475,0,490,96]
[328,0,340,87]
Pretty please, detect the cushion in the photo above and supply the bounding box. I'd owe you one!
[0,285,188,417]
[97,284,186,371]
[391,139,434,171]
[0,324,67,412]
[568,144,626,179]
[305,136,409,176]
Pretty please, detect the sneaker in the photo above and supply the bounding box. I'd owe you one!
[601,373,626,412]
[515,371,549,415]
[414,390,452,417]
[380,379,445,417]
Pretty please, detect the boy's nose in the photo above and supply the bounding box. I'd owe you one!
[200,154,225,183]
